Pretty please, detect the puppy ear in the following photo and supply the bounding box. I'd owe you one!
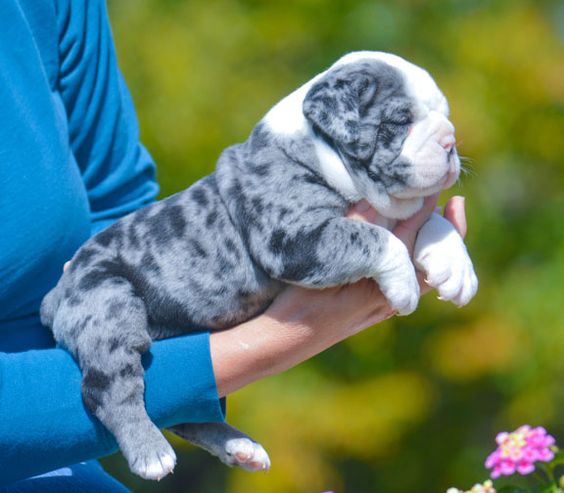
[303,65,377,158]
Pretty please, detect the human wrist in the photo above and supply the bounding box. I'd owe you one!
[209,311,315,397]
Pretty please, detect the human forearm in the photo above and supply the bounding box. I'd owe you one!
[210,281,394,397]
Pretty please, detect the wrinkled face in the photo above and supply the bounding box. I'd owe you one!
[302,52,460,219]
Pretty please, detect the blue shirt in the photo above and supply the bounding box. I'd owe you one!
[0,0,224,484]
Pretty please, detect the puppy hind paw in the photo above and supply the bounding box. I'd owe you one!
[223,438,271,472]
[128,440,177,481]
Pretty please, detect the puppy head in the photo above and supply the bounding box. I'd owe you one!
[303,51,460,219]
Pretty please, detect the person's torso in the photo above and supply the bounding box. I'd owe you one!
[0,0,92,350]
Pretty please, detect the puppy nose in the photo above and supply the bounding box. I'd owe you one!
[440,134,456,152]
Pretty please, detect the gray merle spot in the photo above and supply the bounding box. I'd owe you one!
[82,368,112,412]
[191,188,209,207]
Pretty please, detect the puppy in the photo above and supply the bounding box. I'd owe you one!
[41,51,478,480]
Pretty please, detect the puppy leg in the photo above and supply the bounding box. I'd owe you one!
[170,422,270,472]
[57,278,176,480]
[254,216,420,315]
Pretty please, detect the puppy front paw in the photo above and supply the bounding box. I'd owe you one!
[418,248,478,306]
[414,216,478,307]
[376,238,420,316]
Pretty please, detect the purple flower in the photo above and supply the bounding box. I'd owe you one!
[485,425,555,478]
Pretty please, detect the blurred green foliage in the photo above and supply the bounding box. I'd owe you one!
[102,0,564,491]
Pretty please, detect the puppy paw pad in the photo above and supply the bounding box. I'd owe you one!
[224,438,271,472]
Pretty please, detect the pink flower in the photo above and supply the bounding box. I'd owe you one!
[485,425,556,478]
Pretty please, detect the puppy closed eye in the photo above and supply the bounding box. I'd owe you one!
[390,117,411,126]
[383,107,413,126]
[387,112,412,126]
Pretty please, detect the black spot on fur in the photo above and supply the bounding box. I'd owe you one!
[278,207,290,220]
[68,315,92,339]
[253,164,270,177]
[71,248,97,270]
[106,300,127,319]
[279,223,330,281]
[206,211,218,227]
[141,252,161,273]
[78,270,110,291]
[64,286,83,307]
[119,363,142,379]
[108,337,121,353]
[224,239,236,252]
[168,205,187,238]
[218,254,234,273]
[268,222,330,281]
[250,123,271,151]
[251,197,264,215]
[269,229,286,255]
[345,119,358,135]
[191,188,209,207]
[141,204,187,246]
[303,173,327,187]
[118,391,139,406]
[190,239,208,258]
[94,228,115,247]
[82,368,112,412]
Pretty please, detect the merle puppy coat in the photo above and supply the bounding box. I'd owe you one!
[41,52,478,480]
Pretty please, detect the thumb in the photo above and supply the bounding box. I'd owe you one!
[393,193,439,252]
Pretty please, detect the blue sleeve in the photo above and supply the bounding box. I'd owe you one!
[56,0,159,235]
[0,333,225,485]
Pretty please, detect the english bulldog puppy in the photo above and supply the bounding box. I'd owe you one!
[41,51,478,480]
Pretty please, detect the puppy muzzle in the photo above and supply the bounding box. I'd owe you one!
[391,111,460,199]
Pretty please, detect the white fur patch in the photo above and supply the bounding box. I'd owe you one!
[262,79,316,137]
[311,136,361,201]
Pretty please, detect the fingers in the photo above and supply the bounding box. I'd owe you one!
[346,199,379,223]
[393,193,439,251]
[343,194,467,254]
[443,195,467,239]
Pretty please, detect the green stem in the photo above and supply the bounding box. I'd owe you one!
[538,462,556,483]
